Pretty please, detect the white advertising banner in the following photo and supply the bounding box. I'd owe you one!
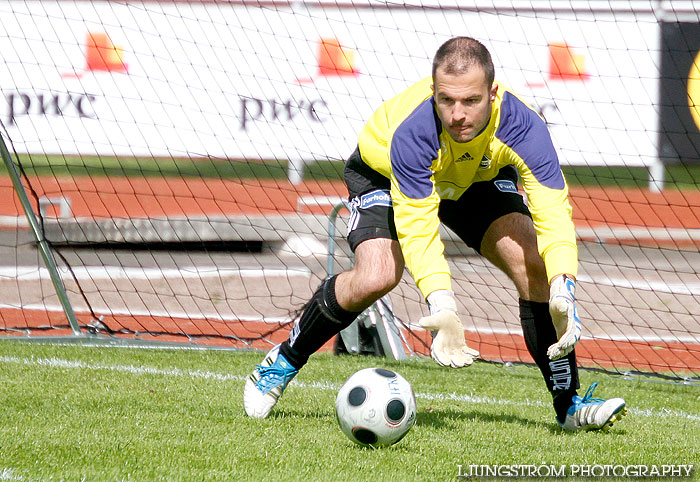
[0,1,661,180]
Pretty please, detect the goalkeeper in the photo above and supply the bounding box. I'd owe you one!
[244,36,626,431]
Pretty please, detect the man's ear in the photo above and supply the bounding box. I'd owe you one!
[490,83,498,102]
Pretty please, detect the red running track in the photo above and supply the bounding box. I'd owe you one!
[1,176,699,375]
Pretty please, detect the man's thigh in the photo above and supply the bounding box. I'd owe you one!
[438,166,531,254]
[440,167,548,300]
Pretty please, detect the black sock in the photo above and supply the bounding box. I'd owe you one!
[279,275,362,369]
[519,299,580,423]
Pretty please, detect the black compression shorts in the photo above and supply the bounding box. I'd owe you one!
[343,146,531,254]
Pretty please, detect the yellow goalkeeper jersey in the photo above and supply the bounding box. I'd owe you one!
[357,76,577,298]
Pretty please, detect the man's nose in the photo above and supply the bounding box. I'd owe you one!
[452,103,467,122]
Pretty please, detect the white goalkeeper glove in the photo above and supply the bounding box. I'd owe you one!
[418,290,479,368]
[547,274,582,360]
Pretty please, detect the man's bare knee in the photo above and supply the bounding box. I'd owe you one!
[357,266,401,299]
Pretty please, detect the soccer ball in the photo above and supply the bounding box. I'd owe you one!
[335,367,417,448]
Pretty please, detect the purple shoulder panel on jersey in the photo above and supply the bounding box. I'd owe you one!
[495,91,565,190]
[389,97,442,199]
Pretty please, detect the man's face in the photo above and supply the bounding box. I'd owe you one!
[432,65,497,143]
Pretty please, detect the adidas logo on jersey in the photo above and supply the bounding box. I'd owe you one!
[455,152,473,163]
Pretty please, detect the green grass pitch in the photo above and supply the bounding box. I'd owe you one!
[0,341,698,481]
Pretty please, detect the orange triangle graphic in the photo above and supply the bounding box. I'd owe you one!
[549,43,588,80]
[317,38,358,77]
[86,32,128,73]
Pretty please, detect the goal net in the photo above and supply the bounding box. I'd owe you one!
[1,0,699,380]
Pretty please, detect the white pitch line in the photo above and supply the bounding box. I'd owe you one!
[456,324,700,345]
[0,302,293,324]
[0,216,28,228]
[0,354,698,424]
[2,302,699,344]
[0,266,311,281]
[1,264,697,296]
[452,260,700,296]
[577,226,700,242]
[577,272,700,296]
[0,468,22,481]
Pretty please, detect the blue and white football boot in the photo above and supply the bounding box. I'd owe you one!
[244,345,299,418]
[559,382,627,431]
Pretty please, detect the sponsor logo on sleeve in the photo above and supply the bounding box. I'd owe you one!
[359,189,392,209]
[494,180,518,193]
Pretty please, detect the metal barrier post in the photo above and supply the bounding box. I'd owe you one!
[326,201,406,360]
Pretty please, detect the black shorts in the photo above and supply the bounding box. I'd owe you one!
[344,147,531,254]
